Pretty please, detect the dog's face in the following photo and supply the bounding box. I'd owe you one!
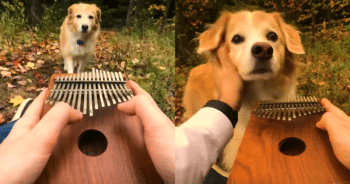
[68,3,101,33]
[198,11,304,81]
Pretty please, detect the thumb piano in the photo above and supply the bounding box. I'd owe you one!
[227,97,350,183]
[35,69,163,183]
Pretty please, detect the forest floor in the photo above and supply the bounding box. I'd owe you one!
[0,26,175,124]
[175,27,350,126]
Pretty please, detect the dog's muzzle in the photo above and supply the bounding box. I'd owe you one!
[82,25,89,33]
[250,42,273,74]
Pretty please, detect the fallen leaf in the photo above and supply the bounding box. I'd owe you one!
[318,82,325,86]
[6,82,15,88]
[1,71,11,78]
[9,95,24,107]
[25,86,37,92]
[132,58,140,64]
[0,114,4,124]
[17,80,27,86]
[158,66,166,70]
[26,54,35,61]
[26,62,36,70]
[0,66,9,71]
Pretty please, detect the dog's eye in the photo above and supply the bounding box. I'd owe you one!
[76,15,81,18]
[232,35,244,44]
[89,15,94,19]
[267,32,278,42]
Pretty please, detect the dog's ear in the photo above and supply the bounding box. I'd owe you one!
[273,13,305,54]
[197,12,231,55]
[91,4,101,24]
[68,4,77,20]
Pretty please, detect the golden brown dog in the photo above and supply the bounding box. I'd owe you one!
[182,10,305,176]
[60,3,101,74]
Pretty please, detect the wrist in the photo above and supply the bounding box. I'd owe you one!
[218,97,242,111]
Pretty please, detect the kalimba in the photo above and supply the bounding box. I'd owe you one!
[35,69,163,183]
[228,97,350,183]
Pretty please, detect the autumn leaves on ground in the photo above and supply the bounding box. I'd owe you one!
[0,28,175,123]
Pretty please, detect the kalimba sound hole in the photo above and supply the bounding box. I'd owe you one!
[78,129,108,156]
[279,137,306,156]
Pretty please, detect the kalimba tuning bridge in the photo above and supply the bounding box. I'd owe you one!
[252,96,326,121]
[45,69,133,116]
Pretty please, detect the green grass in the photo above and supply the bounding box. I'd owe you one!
[110,26,175,119]
[297,29,350,114]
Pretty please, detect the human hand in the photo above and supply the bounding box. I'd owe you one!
[0,88,83,183]
[214,43,244,111]
[316,98,350,169]
[118,81,175,183]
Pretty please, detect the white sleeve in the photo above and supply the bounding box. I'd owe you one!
[175,107,234,184]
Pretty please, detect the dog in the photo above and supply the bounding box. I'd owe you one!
[182,10,305,177]
[60,3,101,74]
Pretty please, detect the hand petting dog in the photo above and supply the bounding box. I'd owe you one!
[214,43,244,111]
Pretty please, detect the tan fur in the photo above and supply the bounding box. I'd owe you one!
[60,3,101,73]
[182,10,305,177]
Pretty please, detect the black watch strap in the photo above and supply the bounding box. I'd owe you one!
[203,100,238,128]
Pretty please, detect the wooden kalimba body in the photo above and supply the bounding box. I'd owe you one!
[227,97,350,183]
[35,69,163,183]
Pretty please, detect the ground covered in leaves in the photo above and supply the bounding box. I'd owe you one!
[175,27,350,125]
[0,26,175,124]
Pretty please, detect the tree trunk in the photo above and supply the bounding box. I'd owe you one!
[160,0,172,34]
[126,0,134,25]
[135,0,145,17]
[24,0,43,27]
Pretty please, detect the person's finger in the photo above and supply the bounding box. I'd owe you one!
[316,112,333,130]
[127,80,146,96]
[28,102,83,154]
[6,89,48,141]
[217,44,232,68]
[316,111,350,131]
[321,98,349,121]
[117,97,136,116]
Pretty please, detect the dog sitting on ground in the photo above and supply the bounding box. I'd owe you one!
[182,10,305,177]
[60,3,101,74]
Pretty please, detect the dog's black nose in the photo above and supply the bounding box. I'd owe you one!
[251,42,273,60]
[82,25,89,32]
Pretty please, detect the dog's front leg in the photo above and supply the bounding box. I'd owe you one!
[76,57,86,73]
[64,57,74,74]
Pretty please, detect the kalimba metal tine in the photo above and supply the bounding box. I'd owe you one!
[118,71,133,98]
[103,71,116,105]
[287,103,292,121]
[74,73,83,111]
[66,75,75,106]
[115,72,131,100]
[83,72,88,115]
[96,69,105,107]
[88,72,93,116]
[113,72,127,101]
[100,70,111,106]
[50,76,63,105]
[291,102,297,119]
[106,71,122,103]
[92,68,98,110]
[282,103,287,121]
[61,75,73,103]
[55,75,69,104]
[46,76,60,104]
[111,72,127,102]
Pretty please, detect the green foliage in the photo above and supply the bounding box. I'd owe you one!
[298,30,350,114]
[0,0,28,46]
[111,25,175,119]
